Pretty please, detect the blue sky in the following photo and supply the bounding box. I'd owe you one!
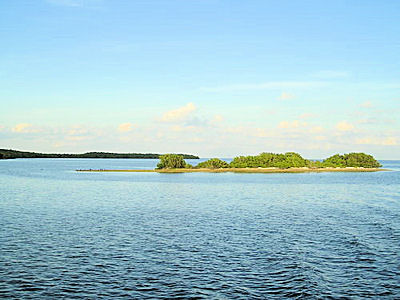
[1,0,399,158]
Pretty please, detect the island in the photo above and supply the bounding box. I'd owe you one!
[76,152,386,173]
[0,149,199,160]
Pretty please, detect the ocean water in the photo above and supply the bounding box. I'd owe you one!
[0,159,399,299]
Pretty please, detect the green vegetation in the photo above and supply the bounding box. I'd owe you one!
[323,153,382,168]
[229,152,381,169]
[156,154,188,169]
[229,152,309,169]
[154,152,381,170]
[156,156,229,169]
[196,158,229,169]
[0,149,199,160]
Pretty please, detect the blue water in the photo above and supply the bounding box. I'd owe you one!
[1,159,399,298]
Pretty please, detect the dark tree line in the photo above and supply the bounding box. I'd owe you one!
[0,149,199,160]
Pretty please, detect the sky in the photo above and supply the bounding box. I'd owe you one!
[0,0,399,158]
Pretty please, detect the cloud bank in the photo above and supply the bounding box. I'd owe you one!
[160,103,196,123]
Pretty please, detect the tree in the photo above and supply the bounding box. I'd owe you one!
[0,149,199,159]
[283,152,308,167]
[343,153,381,168]
[322,153,381,168]
[229,152,310,169]
[156,154,187,169]
[322,154,346,167]
[196,158,229,169]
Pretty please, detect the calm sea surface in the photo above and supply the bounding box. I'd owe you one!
[1,159,399,299]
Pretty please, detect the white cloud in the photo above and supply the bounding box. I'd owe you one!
[309,126,324,134]
[356,137,397,146]
[160,103,196,123]
[253,128,269,137]
[12,123,38,133]
[170,125,198,132]
[277,92,294,101]
[278,120,306,129]
[60,125,106,145]
[336,121,354,132]
[383,137,398,145]
[212,114,224,123]
[52,141,65,148]
[200,81,326,92]
[118,122,136,132]
[209,114,224,126]
[5,120,398,158]
[68,127,88,135]
[65,126,92,142]
[314,135,327,141]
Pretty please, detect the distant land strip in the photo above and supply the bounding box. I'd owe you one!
[76,167,386,173]
[0,149,199,160]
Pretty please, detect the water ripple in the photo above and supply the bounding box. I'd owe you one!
[1,159,400,298]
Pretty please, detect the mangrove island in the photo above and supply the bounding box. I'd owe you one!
[77,152,385,173]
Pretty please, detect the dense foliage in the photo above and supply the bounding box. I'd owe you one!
[323,153,381,168]
[153,152,381,170]
[229,152,309,169]
[229,152,381,169]
[0,149,199,160]
[196,158,229,169]
[156,154,187,169]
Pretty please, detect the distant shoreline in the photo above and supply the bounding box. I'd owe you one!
[0,149,199,160]
[76,167,387,173]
